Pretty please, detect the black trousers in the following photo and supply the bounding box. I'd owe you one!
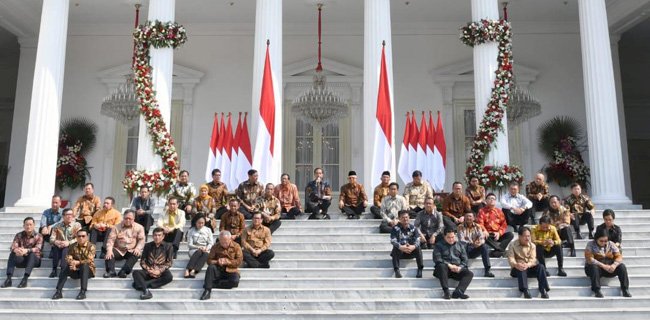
[585,263,629,291]
[38,227,52,247]
[263,220,282,234]
[282,207,302,220]
[485,232,515,252]
[433,264,473,293]
[186,251,209,273]
[536,244,563,269]
[90,228,110,254]
[135,214,154,239]
[379,220,395,234]
[163,229,183,254]
[370,206,382,219]
[390,247,423,270]
[51,247,69,270]
[56,264,92,291]
[342,205,365,217]
[306,200,331,219]
[470,204,484,214]
[531,198,550,213]
[442,216,458,231]
[6,252,41,276]
[409,207,423,219]
[558,226,575,247]
[204,264,240,289]
[503,208,533,232]
[572,212,594,234]
[238,206,254,219]
[510,265,548,292]
[214,206,228,220]
[467,244,491,270]
[243,249,275,268]
[105,250,139,274]
[132,269,173,290]
[419,233,443,249]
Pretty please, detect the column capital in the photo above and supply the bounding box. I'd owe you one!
[17,37,38,49]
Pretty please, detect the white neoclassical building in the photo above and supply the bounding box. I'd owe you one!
[0,0,648,209]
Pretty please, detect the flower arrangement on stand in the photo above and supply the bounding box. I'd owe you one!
[122,20,187,196]
[56,118,97,205]
[460,19,523,190]
[538,116,590,188]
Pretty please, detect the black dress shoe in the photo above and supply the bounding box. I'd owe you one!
[451,290,469,299]
[540,290,549,299]
[76,290,86,300]
[575,233,583,240]
[588,232,594,239]
[442,290,451,300]
[199,289,211,300]
[140,289,153,300]
[48,269,58,278]
[557,268,567,277]
[52,290,63,300]
[569,248,576,257]
[17,277,28,288]
[484,271,495,278]
[103,272,117,278]
[594,289,604,298]
[416,269,423,278]
[622,289,632,298]
[545,270,550,277]
[117,271,127,278]
[322,214,331,220]
[394,269,402,278]
[522,290,532,299]
[1,278,11,288]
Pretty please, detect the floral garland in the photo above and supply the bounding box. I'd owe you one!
[56,134,91,190]
[122,20,187,195]
[460,19,523,190]
[546,137,590,187]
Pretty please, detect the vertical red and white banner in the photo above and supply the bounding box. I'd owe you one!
[416,111,428,180]
[216,113,226,185]
[235,112,253,185]
[408,111,419,176]
[231,113,243,188]
[397,112,411,184]
[252,41,281,184]
[222,113,234,188]
[432,111,447,192]
[370,43,395,187]
[425,111,436,185]
[205,113,219,182]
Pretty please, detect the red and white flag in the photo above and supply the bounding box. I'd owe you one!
[252,41,280,184]
[370,43,394,187]
[408,111,419,176]
[432,111,447,192]
[416,111,428,180]
[216,113,226,185]
[235,112,253,185]
[425,111,436,185]
[397,112,412,184]
[205,113,219,182]
[221,113,234,188]
[230,113,242,188]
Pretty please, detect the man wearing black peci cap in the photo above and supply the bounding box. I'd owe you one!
[339,171,368,219]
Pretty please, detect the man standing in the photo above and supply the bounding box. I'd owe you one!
[501,183,533,233]
[477,193,514,256]
[156,198,186,258]
[90,197,122,258]
[457,212,494,278]
[379,183,409,233]
[506,227,549,299]
[389,211,423,279]
[103,210,145,278]
[241,213,275,268]
[39,195,62,248]
[132,227,174,300]
[236,169,265,219]
[526,173,550,218]
[433,229,474,300]
[200,231,243,300]
[49,209,81,278]
[370,171,391,219]
[305,167,333,220]
[403,170,434,216]
[441,182,472,230]
[52,229,95,300]
[414,197,444,249]
[274,173,302,220]
[565,183,595,239]
[531,216,567,277]
[130,186,155,239]
[72,182,101,231]
[1,217,42,288]
[206,168,229,219]
[260,183,282,233]
[220,198,246,244]
[339,171,368,220]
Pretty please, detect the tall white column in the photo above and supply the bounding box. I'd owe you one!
[578,0,631,205]
[363,0,395,187]
[137,0,175,171]
[250,0,282,185]
[471,0,509,166]
[14,0,69,208]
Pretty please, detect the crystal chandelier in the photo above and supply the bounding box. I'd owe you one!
[292,3,348,127]
[507,80,541,126]
[100,4,141,126]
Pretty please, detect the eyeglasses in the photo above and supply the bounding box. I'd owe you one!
[76,235,87,238]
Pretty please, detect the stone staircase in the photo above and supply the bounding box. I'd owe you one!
[0,209,648,319]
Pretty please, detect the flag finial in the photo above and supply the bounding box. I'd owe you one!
[382,40,385,46]
[266,39,270,46]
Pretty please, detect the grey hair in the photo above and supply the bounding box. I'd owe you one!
[219,230,231,238]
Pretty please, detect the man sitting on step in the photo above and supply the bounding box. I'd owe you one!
[1,217,43,289]
[72,182,101,231]
[305,167,333,220]
[531,216,567,277]
[236,169,265,219]
[241,212,275,268]
[477,193,514,257]
[457,212,494,278]
[525,173,550,222]
[584,228,631,298]
[506,227,549,299]
[414,197,444,249]
[200,230,243,300]
[433,228,474,299]
[130,186,155,240]
[370,171,391,219]
[595,209,622,249]
[500,182,533,233]
[156,197,186,258]
[441,182,473,231]
[220,198,246,244]
[274,173,302,220]
[49,209,82,278]
[389,210,423,278]
[339,170,368,220]
[52,229,95,300]
[564,183,595,240]
[132,227,174,300]
[403,170,434,218]
[90,196,122,258]
[379,182,409,234]
[39,195,63,252]
[260,183,282,234]
[103,210,145,278]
